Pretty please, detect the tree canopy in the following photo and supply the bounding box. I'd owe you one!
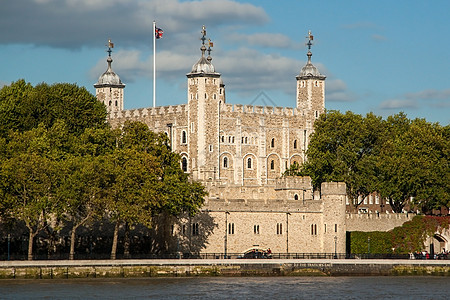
[294,110,449,213]
[0,80,206,260]
[0,79,107,137]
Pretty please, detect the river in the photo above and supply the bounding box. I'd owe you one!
[0,276,448,299]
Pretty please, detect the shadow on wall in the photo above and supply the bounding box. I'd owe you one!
[150,211,217,255]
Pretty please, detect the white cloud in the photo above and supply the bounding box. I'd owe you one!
[379,99,417,110]
[404,89,450,100]
[0,0,269,48]
[372,34,387,41]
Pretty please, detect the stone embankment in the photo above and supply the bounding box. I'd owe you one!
[0,259,449,278]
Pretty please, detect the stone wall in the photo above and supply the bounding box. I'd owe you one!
[346,213,414,232]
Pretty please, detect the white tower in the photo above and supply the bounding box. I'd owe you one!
[94,40,125,114]
[186,26,225,181]
[296,31,326,119]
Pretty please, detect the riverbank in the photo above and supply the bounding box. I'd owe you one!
[1,259,449,278]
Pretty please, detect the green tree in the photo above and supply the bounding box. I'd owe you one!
[377,114,449,212]
[59,155,110,260]
[106,121,206,259]
[0,80,107,137]
[300,111,382,207]
[1,153,61,260]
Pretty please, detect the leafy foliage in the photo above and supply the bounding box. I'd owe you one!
[0,80,107,137]
[351,216,450,254]
[296,110,449,212]
[0,81,206,260]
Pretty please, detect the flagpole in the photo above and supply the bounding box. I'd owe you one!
[153,20,156,107]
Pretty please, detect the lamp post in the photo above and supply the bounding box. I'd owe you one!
[368,237,371,258]
[7,234,11,261]
[334,236,337,259]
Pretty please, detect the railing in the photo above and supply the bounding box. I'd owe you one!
[2,252,437,261]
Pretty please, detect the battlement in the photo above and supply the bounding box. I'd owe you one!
[275,176,312,190]
[321,182,346,195]
[109,104,187,119]
[346,212,416,232]
[346,212,415,221]
[220,102,304,116]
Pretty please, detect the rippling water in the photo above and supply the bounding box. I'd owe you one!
[0,277,449,299]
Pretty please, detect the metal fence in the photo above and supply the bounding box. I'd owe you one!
[3,252,444,261]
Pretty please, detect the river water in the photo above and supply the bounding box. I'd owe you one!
[0,277,449,299]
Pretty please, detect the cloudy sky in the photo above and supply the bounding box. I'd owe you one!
[1,0,449,124]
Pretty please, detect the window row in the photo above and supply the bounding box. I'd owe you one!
[179,131,301,150]
[177,223,339,237]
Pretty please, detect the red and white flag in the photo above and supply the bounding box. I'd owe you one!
[155,27,164,39]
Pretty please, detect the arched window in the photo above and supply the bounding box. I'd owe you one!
[245,137,248,144]
[293,140,297,149]
[247,157,252,169]
[108,100,112,106]
[270,160,274,170]
[294,194,299,200]
[271,138,275,148]
[223,157,228,168]
[115,100,118,106]
[182,131,187,144]
[181,157,188,172]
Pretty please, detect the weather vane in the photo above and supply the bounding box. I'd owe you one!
[207,39,213,56]
[201,25,207,45]
[106,39,114,57]
[306,30,313,51]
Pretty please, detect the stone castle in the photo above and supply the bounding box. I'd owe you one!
[94,27,445,255]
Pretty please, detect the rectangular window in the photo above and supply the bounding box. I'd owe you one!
[335,224,338,233]
[311,224,317,235]
[324,224,327,233]
[228,223,234,235]
[276,223,283,235]
[192,223,199,236]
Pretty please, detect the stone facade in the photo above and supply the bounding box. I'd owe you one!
[94,29,418,255]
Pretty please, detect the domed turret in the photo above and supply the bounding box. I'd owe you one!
[187,26,219,76]
[94,56,125,88]
[296,31,325,116]
[94,40,125,113]
[297,31,325,80]
[190,45,216,74]
[299,52,324,78]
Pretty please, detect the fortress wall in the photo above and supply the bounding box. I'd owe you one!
[346,213,414,232]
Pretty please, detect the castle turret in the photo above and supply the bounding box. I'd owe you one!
[186,26,225,181]
[94,40,125,114]
[296,31,325,119]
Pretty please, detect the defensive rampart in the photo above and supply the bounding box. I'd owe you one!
[346,212,415,232]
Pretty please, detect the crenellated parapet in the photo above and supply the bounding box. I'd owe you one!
[275,176,312,191]
[219,102,304,117]
[346,212,416,232]
[321,182,347,195]
[108,104,188,120]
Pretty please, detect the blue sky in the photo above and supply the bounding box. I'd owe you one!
[1,0,449,124]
